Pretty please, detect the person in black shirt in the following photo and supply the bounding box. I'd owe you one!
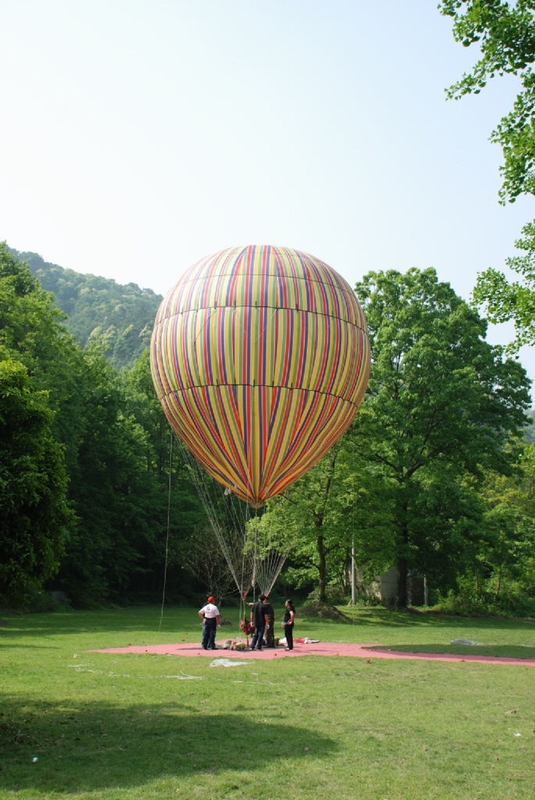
[262,595,275,647]
[282,599,295,651]
[250,594,268,651]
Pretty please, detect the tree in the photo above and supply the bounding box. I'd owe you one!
[472,220,535,353]
[0,245,76,606]
[0,355,72,607]
[11,248,161,369]
[440,0,535,204]
[0,244,228,607]
[473,450,535,611]
[54,347,165,605]
[440,2,535,353]
[252,440,358,603]
[178,524,237,604]
[121,349,208,599]
[352,268,531,607]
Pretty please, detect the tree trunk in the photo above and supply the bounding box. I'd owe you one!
[396,556,408,608]
[317,533,327,602]
[396,511,410,608]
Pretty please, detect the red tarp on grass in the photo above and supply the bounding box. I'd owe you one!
[89,640,535,666]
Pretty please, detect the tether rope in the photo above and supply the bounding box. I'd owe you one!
[158,430,174,631]
[176,436,287,604]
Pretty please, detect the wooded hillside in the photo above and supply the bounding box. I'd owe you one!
[9,248,162,369]
[2,244,535,615]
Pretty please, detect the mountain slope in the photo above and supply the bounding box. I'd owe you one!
[10,248,162,369]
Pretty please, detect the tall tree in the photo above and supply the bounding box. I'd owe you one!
[352,268,531,607]
[251,440,361,602]
[0,244,206,606]
[10,247,160,369]
[473,448,535,610]
[54,347,170,605]
[0,356,73,606]
[472,220,535,353]
[120,349,208,600]
[440,1,535,350]
[0,245,74,606]
[440,0,535,204]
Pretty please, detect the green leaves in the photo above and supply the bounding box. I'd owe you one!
[440,0,535,203]
[440,3,535,361]
[473,220,535,350]
[0,356,72,606]
[353,267,530,604]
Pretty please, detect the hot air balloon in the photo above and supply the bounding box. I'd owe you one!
[150,245,371,509]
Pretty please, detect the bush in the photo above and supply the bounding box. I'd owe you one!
[306,584,348,606]
[301,600,351,620]
[27,591,72,613]
[434,581,535,618]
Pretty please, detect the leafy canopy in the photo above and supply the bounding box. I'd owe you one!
[351,267,530,605]
[0,245,74,605]
[472,220,535,352]
[440,0,535,204]
[440,2,535,355]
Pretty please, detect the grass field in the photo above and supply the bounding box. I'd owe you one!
[1,605,534,800]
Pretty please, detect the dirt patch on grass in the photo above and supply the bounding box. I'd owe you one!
[300,601,351,621]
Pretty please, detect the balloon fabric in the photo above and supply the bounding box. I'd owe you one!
[150,245,370,507]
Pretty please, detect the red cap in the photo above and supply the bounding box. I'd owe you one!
[207,596,215,603]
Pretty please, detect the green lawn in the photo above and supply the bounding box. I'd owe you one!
[1,605,534,800]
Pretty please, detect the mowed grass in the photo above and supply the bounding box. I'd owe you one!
[1,605,534,800]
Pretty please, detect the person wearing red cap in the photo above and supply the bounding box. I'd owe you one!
[198,596,221,650]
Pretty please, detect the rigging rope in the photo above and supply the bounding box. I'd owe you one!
[176,436,287,603]
[158,430,174,631]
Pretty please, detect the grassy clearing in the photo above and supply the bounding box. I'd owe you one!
[1,606,534,800]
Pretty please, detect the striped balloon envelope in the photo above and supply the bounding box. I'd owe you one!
[150,245,371,507]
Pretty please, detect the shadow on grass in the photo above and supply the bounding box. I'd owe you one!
[0,608,238,640]
[2,606,534,643]
[338,607,535,631]
[0,696,336,793]
[366,643,535,660]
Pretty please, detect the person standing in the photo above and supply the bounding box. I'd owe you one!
[250,594,268,651]
[262,594,275,648]
[198,596,221,650]
[282,599,295,651]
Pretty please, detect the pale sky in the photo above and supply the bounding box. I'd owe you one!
[1,0,534,380]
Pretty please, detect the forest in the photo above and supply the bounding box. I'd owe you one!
[4,3,535,617]
[1,241,535,616]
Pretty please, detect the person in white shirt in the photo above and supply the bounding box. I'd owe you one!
[198,596,221,650]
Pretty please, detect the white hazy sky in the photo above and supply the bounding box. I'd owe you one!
[1,0,534,380]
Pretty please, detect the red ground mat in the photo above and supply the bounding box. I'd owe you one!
[90,639,535,666]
